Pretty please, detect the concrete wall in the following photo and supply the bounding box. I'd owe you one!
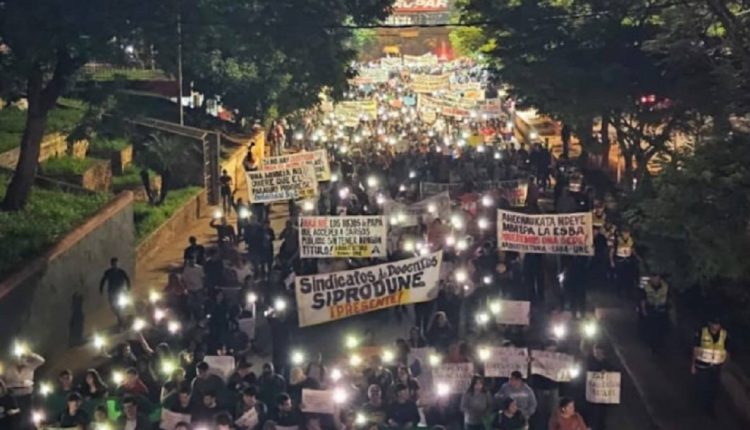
[0,193,136,356]
[136,189,209,261]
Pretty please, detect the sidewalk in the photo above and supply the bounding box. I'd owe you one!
[597,295,744,430]
[42,199,289,377]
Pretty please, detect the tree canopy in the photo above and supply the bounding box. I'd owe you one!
[0,0,394,210]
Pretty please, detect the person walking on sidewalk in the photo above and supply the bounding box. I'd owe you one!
[220,169,233,215]
[99,257,131,329]
[691,316,729,418]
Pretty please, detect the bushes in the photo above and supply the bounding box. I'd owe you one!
[89,137,130,152]
[112,165,153,189]
[0,176,109,279]
[41,156,95,177]
[0,105,86,153]
[133,187,201,240]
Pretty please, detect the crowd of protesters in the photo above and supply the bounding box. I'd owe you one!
[0,56,693,430]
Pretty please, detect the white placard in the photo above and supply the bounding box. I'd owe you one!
[235,407,259,430]
[161,409,191,430]
[432,362,474,393]
[586,372,621,404]
[301,389,335,414]
[204,355,236,381]
[495,300,531,326]
[262,150,331,182]
[497,210,594,256]
[484,347,529,378]
[246,165,317,203]
[299,216,387,258]
[530,351,577,382]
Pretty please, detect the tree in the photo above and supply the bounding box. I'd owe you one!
[136,0,394,123]
[459,0,695,180]
[0,0,137,210]
[626,132,750,287]
[448,26,494,59]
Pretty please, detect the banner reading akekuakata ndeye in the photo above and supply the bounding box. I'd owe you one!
[246,164,318,203]
[299,216,388,258]
[497,210,594,256]
[295,251,443,327]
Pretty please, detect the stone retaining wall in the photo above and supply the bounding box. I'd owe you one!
[0,193,135,356]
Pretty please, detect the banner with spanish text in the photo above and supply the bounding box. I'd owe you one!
[530,350,578,382]
[295,251,443,327]
[262,150,331,182]
[497,210,594,256]
[334,99,378,127]
[586,372,621,404]
[246,165,317,203]
[299,216,388,258]
[484,347,529,378]
[382,192,452,227]
[410,74,451,93]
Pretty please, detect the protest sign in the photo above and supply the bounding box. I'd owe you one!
[382,192,451,227]
[530,351,578,382]
[410,74,451,93]
[246,165,317,203]
[204,355,235,381]
[380,57,403,70]
[334,99,378,126]
[450,81,483,93]
[262,150,331,182]
[484,347,529,378]
[586,372,622,404]
[353,68,389,85]
[161,409,191,430]
[432,362,474,393]
[497,210,594,256]
[235,407,259,430]
[301,389,335,414]
[403,53,440,66]
[494,300,531,326]
[496,179,529,207]
[276,426,299,430]
[295,251,443,327]
[299,216,388,258]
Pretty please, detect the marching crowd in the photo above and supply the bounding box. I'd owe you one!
[0,56,730,430]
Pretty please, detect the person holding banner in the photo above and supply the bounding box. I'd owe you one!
[691,317,730,418]
[585,344,617,430]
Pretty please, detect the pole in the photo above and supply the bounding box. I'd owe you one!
[177,10,184,126]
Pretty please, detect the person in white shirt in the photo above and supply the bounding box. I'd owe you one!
[2,349,44,424]
[181,257,205,293]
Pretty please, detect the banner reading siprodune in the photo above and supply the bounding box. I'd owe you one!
[295,251,443,327]
[246,164,317,203]
[299,216,388,258]
[497,210,594,256]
